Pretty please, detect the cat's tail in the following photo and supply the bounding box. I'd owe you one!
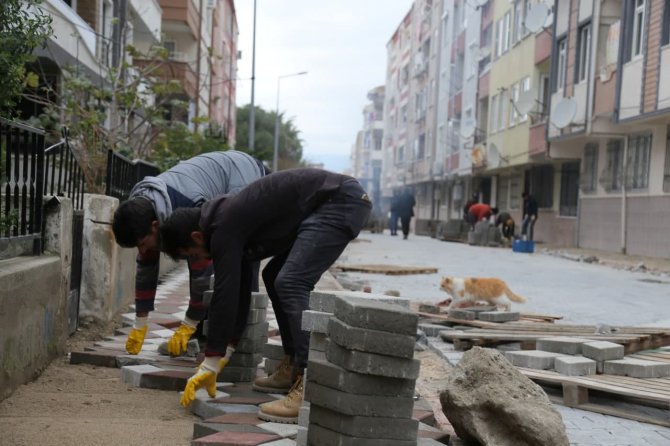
[504,287,527,303]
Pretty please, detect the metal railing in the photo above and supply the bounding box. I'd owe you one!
[105,149,160,201]
[1,118,85,255]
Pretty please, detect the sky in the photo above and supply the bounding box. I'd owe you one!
[234,1,414,173]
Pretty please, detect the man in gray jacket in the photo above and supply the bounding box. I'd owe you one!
[112,150,267,357]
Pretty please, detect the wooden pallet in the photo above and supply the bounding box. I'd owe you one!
[436,323,670,354]
[336,264,438,275]
[520,366,670,427]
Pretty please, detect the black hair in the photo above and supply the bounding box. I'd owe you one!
[159,207,202,260]
[112,198,157,247]
[491,207,499,215]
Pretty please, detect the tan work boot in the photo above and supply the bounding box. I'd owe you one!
[257,375,303,424]
[252,355,293,394]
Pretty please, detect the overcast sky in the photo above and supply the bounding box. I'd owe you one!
[234,1,414,173]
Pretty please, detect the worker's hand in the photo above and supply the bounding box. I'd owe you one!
[167,318,198,356]
[126,317,148,355]
[180,347,235,408]
[531,215,536,221]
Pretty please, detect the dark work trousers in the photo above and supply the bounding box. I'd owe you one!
[400,216,412,238]
[522,216,537,241]
[388,211,399,235]
[261,179,371,375]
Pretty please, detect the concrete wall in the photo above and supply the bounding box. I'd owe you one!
[0,197,72,401]
[79,194,136,323]
[578,197,623,252]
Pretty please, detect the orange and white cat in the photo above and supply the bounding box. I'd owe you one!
[440,277,527,311]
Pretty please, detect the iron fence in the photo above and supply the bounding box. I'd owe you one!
[1,118,85,255]
[105,149,160,201]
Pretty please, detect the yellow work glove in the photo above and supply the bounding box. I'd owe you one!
[167,318,198,356]
[180,346,235,408]
[126,316,148,355]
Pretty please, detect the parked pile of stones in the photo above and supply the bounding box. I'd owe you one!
[297,289,448,446]
[505,336,670,378]
[447,305,520,323]
[203,277,269,383]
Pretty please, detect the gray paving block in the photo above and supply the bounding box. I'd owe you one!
[240,321,269,340]
[554,356,597,376]
[311,290,411,311]
[296,426,308,446]
[298,403,311,427]
[264,358,282,375]
[418,323,449,338]
[121,364,163,387]
[477,311,520,322]
[263,342,286,360]
[536,336,595,355]
[328,318,416,359]
[192,421,270,438]
[216,366,258,382]
[246,308,267,324]
[306,357,415,397]
[304,382,414,418]
[326,339,420,379]
[307,423,417,446]
[235,336,268,353]
[309,332,328,352]
[251,292,269,309]
[309,404,419,440]
[504,350,566,370]
[334,296,418,335]
[459,305,497,313]
[603,358,670,378]
[301,310,332,334]
[581,341,624,361]
[228,352,263,368]
[447,309,476,320]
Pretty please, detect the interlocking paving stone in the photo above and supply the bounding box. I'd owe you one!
[306,423,417,446]
[306,357,416,397]
[191,431,281,445]
[193,422,273,438]
[263,342,286,360]
[504,350,566,370]
[581,341,625,362]
[70,349,119,368]
[228,353,263,368]
[304,381,414,418]
[210,394,276,405]
[236,336,269,353]
[137,369,196,390]
[308,404,419,440]
[203,413,264,425]
[555,356,597,376]
[325,339,421,379]
[217,366,259,383]
[327,317,416,358]
[603,358,670,378]
[121,364,163,387]
[447,310,476,320]
[301,310,332,334]
[257,422,299,438]
[536,336,595,355]
[308,332,327,352]
[311,290,411,310]
[477,311,520,322]
[334,296,418,335]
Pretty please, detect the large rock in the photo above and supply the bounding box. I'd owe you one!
[439,347,568,446]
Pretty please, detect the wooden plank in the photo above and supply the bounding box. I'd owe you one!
[563,383,589,406]
[337,264,438,275]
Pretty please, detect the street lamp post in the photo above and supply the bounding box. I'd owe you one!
[272,71,307,172]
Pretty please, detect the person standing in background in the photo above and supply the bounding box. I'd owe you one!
[388,190,400,236]
[397,189,416,240]
[522,192,539,241]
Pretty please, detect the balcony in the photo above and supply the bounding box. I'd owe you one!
[130,0,162,44]
[528,122,548,156]
[534,30,552,64]
[134,58,197,100]
[160,0,199,38]
[478,71,490,98]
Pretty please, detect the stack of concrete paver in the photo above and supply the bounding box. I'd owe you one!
[505,336,670,378]
[448,305,520,323]
[304,295,422,445]
[204,277,269,383]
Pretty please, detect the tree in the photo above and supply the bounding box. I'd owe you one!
[0,0,52,111]
[235,104,306,170]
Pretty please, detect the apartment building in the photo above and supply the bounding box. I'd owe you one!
[350,86,385,218]
[381,0,443,231]
[547,0,670,257]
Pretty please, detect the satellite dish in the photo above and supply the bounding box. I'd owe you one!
[524,3,550,33]
[488,143,501,168]
[515,89,536,115]
[460,118,476,139]
[550,97,577,129]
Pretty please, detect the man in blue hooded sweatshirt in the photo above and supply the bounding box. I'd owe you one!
[112,150,267,357]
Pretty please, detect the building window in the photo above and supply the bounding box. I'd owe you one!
[556,37,567,90]
[510,83,520,125]
[632,0,646,57]
[498,177,509,211]
[664,129,670,192]
[397,145,405,163]
[490,94,498,132]
[626,134,651,189]
[576,24,592,83]
[416,134,426,160]
[512,1,523,44]
[502,12,511,53]
[560,162,579,216]
[529,165,554,208]
[600,140,624,191]
[520,76,530,122]
[510,176,522,209]
[495,18,503,58]
[663,0,670,46]
[580,143,599,193]
[499,88,508,130]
